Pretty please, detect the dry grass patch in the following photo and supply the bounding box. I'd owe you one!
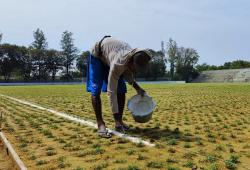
[0,83,250,169]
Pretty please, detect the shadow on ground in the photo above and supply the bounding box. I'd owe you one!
[127,127,199,144]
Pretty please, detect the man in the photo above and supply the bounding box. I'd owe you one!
[87,36,151,138]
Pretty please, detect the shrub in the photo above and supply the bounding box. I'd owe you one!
[127,165,140,170]
[113,159,127,164]
[126,149,135,155]
[225,160,237,170]
[184,143,191,148]
[93,162,108,170]
[225,155,239,170]
[184,161,194,168]
[206,155,217,163]
[167,139,177,145]
[36,160,48,166]
[137,154,146,160]
[167,166,180,170]
[147,161,163,168]
[46,150,57,156]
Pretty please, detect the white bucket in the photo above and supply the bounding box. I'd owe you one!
[127,94,156,123]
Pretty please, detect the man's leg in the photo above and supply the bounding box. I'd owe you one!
[91,94,112,138]
[114,93,126,126]
[91,94,105,128]
[87,54,111,137]
[114,93,130,132]
[118,93,126,114]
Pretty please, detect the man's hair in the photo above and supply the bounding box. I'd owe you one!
[133,51,151,68]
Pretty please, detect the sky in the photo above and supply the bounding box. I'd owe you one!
[0,0,249,65]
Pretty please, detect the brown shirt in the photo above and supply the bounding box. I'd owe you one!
[91,37,148,113]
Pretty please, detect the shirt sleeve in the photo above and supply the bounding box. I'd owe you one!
[91,42,99,57]
[107,63,125,113]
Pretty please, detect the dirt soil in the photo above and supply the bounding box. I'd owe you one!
[0,141,17,170]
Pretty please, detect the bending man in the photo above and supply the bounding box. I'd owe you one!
[87,36,151,138]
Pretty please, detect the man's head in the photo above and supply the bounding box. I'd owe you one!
[128,50,152,72]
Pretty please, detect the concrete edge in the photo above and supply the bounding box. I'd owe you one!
[0,132,27,170]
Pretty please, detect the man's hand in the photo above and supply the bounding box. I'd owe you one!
[137,88,146,97]
[132,81,146,97]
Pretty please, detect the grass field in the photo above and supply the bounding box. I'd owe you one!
[0,83,249,170]
[0,143,16,170]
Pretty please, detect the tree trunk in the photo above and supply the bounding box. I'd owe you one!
[170,63,174,80]
[52,70,56,81]
[4,73,10,83]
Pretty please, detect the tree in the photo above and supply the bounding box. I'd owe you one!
[18,46,32,81]
[196,63,218,72]
[223,60,250,69]
[167,38,178,80]
[196,60,250,72]
[136,49,166,80]
[45,49,63,81]
[0,44,22,82]
[60,31,78,81]
[76,51,89,77]
[31,28,48,80]
[0,33,2,44]
[149,50,166,80]
[176,47,199,82]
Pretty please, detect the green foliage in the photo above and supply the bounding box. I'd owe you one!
[76,51,89,77]
[32,28,48,50]
[208,163,219,170]
[45,49,63,81]
[74,167,84,170]
[225,160,237,170]
[184,161,194,168]
[147,161,164,168]
[196,60,250,72]
[165,38,200,82]
[127,165,140,170]
[0,33,2,43]
[126,149,136,155]
[36,160,48,166]
[93,162,108,170]
[31,28,49,80]
[206,155,217,163]
[223,60,250,69]
[167,38,178,80]
[225,155,240,170]
[228,155,239,164]
[167,139,177,145]
[1,30,249,84]
[60,30,78,80]
[167,166,180,170]
[136,49,166,80]
[175,47,199,82]
[0,44,24,81]
[196,63,218,72]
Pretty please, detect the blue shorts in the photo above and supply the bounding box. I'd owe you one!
[86,54,127,96]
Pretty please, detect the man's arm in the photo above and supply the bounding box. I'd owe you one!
[132,81,145,96]
[107,64,122,114]
[123,70,145,96]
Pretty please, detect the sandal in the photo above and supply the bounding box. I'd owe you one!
[98,129,112,138]
[115,124,130,133]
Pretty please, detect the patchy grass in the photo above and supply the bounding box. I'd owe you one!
[0,83,250,169]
